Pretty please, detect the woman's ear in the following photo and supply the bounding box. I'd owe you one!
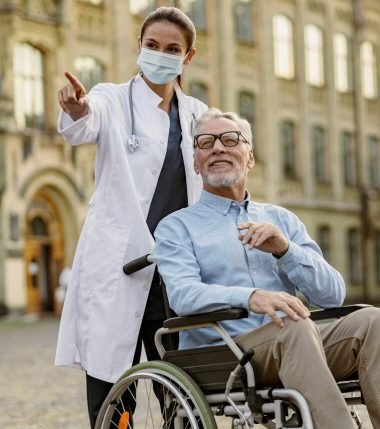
[184,48,196,65]
[137,38,142,53]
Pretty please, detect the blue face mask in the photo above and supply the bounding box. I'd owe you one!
[137,48,185,84]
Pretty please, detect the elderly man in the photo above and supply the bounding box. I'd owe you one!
[154,108,380,429]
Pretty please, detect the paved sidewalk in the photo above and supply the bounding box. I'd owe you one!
[0,316,373,428]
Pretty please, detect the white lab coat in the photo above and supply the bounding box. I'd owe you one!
[55,74,207,382]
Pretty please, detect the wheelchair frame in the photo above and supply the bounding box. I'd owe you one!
[95,255,369,429]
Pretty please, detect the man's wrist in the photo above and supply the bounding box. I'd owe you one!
[248,288,258,310]
[272,241,290,259]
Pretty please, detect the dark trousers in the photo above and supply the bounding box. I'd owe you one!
[86,272,177,428]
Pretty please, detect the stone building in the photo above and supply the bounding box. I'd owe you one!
[0,0,379,315]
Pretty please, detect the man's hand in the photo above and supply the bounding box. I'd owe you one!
[238,221,289,257]
[249,289,310,327]
[57,71,89,121]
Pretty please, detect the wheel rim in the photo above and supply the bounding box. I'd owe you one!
[100,372,199,428]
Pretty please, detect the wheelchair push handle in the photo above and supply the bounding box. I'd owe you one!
[123,254,156,275]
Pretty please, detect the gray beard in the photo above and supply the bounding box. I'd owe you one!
[202,170,244,188]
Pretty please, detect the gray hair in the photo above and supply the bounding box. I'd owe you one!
[192,107,253,148]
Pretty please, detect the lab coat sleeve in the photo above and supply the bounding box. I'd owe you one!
[57,83,113,146]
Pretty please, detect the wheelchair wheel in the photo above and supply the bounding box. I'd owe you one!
[95,360,217,429]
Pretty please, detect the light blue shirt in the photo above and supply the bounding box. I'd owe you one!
[154,190,346,349]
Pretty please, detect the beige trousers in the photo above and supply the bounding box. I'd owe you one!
[235,307,380,429]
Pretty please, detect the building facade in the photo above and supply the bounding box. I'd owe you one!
[0,0,379,315]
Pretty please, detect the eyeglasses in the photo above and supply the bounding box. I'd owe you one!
[193,131,249,149]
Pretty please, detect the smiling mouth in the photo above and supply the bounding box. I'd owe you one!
[209,160,232,168]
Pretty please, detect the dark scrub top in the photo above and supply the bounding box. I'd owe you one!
[144,93,188,320]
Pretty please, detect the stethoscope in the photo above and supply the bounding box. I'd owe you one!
[127,75,139,153]
[126,74,198,153]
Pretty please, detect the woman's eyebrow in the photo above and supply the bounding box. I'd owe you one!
[143,38,183,48]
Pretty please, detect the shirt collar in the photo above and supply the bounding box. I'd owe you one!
[200,190,250,215]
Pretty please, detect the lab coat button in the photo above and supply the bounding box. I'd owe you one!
[135,312,142,318]
[143,284,150,290]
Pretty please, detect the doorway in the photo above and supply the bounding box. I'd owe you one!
[24,194,64,314]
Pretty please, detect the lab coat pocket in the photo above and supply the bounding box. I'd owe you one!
[78,219,130,298]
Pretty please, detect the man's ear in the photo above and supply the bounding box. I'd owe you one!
[184,48,196,65]
[247,149,255,170]
[193,156,200,175]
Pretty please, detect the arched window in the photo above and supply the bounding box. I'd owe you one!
[305,24,324,87]
[317,226,331,262]
[74,56,105,91]
[361,41,377,99]
[281,121,297,180]
[347,229,362,285]
[189,81,209,105]
[273,14,294,79]
[341,131,356,186]
[334,33,351,93]
[234,0,254,43]
[13,43,45,129]
[30,216,48,237]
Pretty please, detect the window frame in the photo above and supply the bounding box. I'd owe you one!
[281,120,297,180]
[347,228,362,285]
[273,14,295,80]
[304,24,325,87]
[312,125,329,184]
[360,40,378,99]
[13,42,46,129]
[334,33,351,93]
[341,131,357,186]
[234,0,255,44]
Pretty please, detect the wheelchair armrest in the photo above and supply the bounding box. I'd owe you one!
[163,308,248,329]
[310,304,372,322]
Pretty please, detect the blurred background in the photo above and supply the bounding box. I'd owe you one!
[0,0,379,320]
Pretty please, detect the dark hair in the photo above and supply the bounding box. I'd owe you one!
[140,7,196,52]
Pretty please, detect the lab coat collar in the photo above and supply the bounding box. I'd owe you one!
[134,73,197,117]
[134,73,164,107]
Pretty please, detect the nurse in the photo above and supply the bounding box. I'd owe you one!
[55,6,207,427]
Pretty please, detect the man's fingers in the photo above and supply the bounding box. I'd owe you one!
[266,309,285,328]
[248,227,270,249]
[283,295,310,318]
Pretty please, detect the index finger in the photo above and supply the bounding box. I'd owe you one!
[64,71,83,91]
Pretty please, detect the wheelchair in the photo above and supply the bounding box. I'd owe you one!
[95,255,370,429]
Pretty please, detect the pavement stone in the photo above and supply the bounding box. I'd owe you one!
[0,316,373,429]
